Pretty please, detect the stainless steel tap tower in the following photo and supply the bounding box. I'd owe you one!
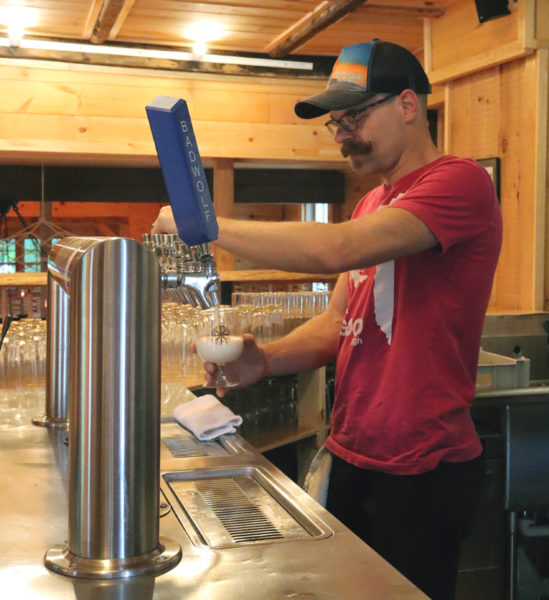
[42,236,182,579]
[32,276,70,428]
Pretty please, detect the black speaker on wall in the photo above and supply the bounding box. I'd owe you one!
[474,0,511,23]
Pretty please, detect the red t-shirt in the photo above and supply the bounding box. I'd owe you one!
[325,156,503,475]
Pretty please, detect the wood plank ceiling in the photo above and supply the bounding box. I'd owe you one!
[0,0,450,64]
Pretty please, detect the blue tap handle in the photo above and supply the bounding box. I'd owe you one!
[146,96,218,246]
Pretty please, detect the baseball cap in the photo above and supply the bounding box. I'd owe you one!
[295,39,431,119]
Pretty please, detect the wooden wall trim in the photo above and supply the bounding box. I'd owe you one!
[443,82,452,155]
[537,48,549,310]
[423,17,432,74]
[536,0,549,48]
[428,40,533,85]
[213,158,236,270]
[0,270,338,287]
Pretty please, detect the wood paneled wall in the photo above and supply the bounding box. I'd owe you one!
[426,0,548,313]
[447,52,546,312]
[427,0,536,85]
[0,59,344,166]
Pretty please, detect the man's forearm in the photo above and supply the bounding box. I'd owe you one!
[262,309,341,376]
[216,217,341,274]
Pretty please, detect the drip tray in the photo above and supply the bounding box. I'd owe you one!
[161,422,230,458]
[162,467,332,549]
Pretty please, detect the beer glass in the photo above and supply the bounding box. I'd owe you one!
[196,307,244,388]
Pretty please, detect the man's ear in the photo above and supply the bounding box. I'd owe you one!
[399,89,419,123]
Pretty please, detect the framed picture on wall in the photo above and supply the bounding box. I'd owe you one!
[477,157,500,201]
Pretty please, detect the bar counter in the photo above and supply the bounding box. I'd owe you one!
[0,384,428,600]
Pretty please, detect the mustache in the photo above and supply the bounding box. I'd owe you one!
[341,140,373,157]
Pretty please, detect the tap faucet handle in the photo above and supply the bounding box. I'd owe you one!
[189,243,212,263]
[196,243,211,257]
[173,240,189,255]
[202,253,218,276]
[151,234,163,253]
[163,234,179,269]
[172,240,190,271]
[189,244,201,261]
[188,243,217,275]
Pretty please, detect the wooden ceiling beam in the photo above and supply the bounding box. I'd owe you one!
[364,4,445,18]
[265,1,446,58]
[83,0,105,40]
[265,0,371,58]
[108,0,137,41]
[91,0,134,44]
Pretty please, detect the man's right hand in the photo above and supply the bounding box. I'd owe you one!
[151,206,178,234]
[192,333,269,397]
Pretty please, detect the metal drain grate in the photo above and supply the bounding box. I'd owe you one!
[164,468,329,549]
[164,437,209,458]
[161,422,229,457]
[195,479,283,543]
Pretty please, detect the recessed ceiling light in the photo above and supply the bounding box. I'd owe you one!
[0,5,38,27]
[184,22,226,43]
[0,5,38,47]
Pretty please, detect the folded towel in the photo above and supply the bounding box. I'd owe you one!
[173,394,243,441]
[303,445,332,507]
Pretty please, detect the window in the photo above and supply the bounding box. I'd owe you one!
[23,238,42,272]
[302,204,330,292]
[0,237,61,273]
[0,239,16,273]
[302,202,329,224]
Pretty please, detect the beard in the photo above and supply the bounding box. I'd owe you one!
[341,140,372,158]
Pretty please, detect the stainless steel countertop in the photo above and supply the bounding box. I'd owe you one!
[474,384,549,407]
[0,385,428,600]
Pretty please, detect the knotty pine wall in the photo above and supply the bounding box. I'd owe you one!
[446,51,548,313]
[426,0,549,313]
[0,59,340,165]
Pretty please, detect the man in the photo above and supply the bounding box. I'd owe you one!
[153,39,502,600]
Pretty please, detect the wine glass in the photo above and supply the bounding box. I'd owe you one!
[196,307,244,388]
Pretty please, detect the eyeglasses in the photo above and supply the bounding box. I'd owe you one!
[324,94,397,136]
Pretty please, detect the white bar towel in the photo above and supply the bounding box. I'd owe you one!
[303,445,332,507]
[173,394,243,441]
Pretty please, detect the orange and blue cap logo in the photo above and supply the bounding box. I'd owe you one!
[331,60,367,86]
[329,42,373,89]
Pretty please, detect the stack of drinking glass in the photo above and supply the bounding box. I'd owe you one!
[231,290,331,336]
[0,318,47,389]
[161,302,203,384]
[0,317,47,429]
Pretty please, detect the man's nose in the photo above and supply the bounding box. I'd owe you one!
[334,126,352,145]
